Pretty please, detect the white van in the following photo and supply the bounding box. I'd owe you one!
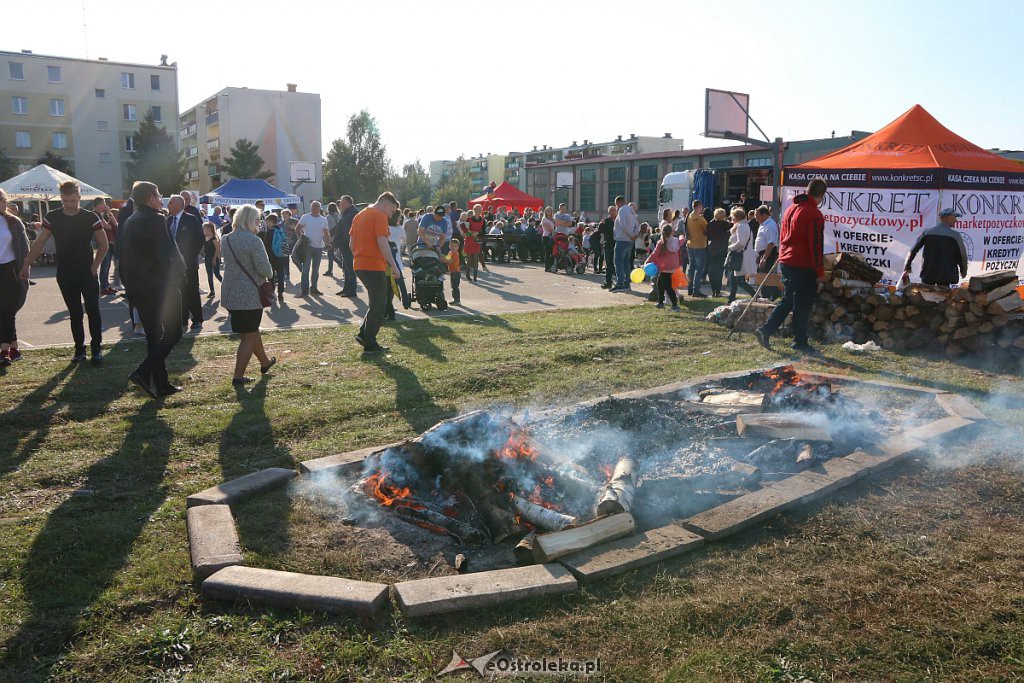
[658,171,694,219]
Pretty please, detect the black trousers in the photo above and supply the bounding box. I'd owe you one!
[706,252,726,296]
[181,270,202,326]
[132,289,183,389]
[656,272,678,306]
[543,236,553,270]
[0,262,21,344]
[271,256,288,296]
[757,249,780,300]
[56,268,102,353]
[604,242,616,286]
[325,246,335,274]
[761,264,817,347]
[338,243,356,294]
[356,270,388,347]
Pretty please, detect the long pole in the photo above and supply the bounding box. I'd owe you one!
[726,259,781,341]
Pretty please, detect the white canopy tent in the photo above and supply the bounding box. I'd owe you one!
[0,164,109,201]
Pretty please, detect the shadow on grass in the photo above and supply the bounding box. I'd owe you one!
[368,354,452,433]
[222,377,295,555]
[389,319,466,361]
[0,402,172,681]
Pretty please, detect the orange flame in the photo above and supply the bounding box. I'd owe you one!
[364,470,413,507]
[599,464,614,480]
[499,430,539,462]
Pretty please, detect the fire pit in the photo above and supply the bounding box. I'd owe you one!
[184,366,986,621]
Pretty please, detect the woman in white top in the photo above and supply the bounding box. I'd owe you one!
[726,206,757,302]
[540,207,556,271]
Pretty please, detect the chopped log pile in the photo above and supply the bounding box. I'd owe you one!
[812,255,1024,356]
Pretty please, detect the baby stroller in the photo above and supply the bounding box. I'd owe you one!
[552,233,587,275]
[409,243,448,311]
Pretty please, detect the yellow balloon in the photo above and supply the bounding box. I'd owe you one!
[630,267,645,284]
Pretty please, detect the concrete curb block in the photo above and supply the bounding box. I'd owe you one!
[201,566,390,618]
[298,443,395,477]
[558,524,705,583]
[904,415,976,443]
[681,476,820,541]
[186,504,244,580]
[187,467,297,508]
[935,393,989,422]
[393,564,577,618]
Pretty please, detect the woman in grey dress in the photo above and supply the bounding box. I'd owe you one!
[220,204,276,385]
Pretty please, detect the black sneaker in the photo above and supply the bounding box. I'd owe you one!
[791,343,820,356]
[72,348,87,362]
[354,333,367,348]
[91,350,104,365]
[128,371,156,398]
[754,328,771,350]
[362,344,389,355]
[600,283,611,289]
[156,384,182,396]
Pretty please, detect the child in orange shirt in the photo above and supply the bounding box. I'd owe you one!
[445,238,462,305]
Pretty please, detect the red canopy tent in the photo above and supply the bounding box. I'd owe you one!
[467,181,544,212]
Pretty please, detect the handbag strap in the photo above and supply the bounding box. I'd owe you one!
[225,235,262,289]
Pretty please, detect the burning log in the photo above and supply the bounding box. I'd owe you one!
[532,513,636,563]
[509,494,577,532]
[475,495,526,543]
[595,457,637,516]
[514,533,536,565]
[392,506,488,544]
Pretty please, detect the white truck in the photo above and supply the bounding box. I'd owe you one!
[657,171,694,219]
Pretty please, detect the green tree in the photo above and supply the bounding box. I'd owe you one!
[123,110,186,195]
[0,148,16,182]
[36,151,74,175]
[322,109,392,202]
[222,138,274,181]
[431,170,474,207]
[392,160,432,210]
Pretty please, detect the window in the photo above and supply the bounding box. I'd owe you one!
[186,145,198,158]
[709,159,734,169]
[607,166,626,203]
[125,135,136,152]
[47,65,61,82]
[671,161,694,172]
[49,98,65,116]
[579,169,597,182]
[15,131,31,148]
[580,182,596,212]
[150,74,160,90]
[9,62,24,80]
[52,132,68,149]
[99,152,111,163]
[607,167,626,181]
[97,120,108,131]
[95,88,105,98]
[150,105,162,122]
[123,104,137,121]
[638,164,659,210]
[745,156,772,168]
[121,72,135,89]
[12,96,27,115]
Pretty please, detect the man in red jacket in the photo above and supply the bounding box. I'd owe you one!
[756,177,827,354]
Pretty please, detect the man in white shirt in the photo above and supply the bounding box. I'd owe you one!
[753,205,781,299]
[611,196,639,291]
[297,201,330,297]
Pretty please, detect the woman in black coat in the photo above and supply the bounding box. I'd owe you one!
[0,189,31,366]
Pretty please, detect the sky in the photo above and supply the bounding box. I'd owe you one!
[12,0,1024,170]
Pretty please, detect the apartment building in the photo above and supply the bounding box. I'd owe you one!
[0,49,179,198]
[429,153,506,194]
[179,85,322,202]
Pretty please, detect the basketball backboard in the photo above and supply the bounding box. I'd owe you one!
[290,161,316,183]
[555,171,574,188]
[705,89,750,139]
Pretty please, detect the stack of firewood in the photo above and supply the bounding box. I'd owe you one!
[812,253,1024,356]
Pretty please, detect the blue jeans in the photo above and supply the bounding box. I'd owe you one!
[686,247,707,294]
[99,248,117,289]
[613,240,633,288]
[301,247,323,294]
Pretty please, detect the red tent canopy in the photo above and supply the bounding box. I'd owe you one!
[467,181,544,211]
[790,104,1023,172]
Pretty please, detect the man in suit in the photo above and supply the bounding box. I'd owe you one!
[167,194,205,332]
[120,182,186,397]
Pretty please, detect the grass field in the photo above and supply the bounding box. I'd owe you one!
[1,303,1022,682]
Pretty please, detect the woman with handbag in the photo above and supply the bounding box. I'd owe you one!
[0,189,30,366]
[221,204,277,386]
[726,206,757,302]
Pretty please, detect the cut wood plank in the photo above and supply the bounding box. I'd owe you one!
[736,413,832,442]
[533,513,636,563]
[699,390,766,407]
[681,477,820,541]
[969,269,1017,292]
[974,281,1020,305]
[987,292,1023,315]
[559,524,705,582]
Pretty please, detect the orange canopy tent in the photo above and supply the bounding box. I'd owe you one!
[782,105,1024,288]
[467,181,544,212]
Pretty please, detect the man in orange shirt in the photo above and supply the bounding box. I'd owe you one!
[350,192,401,353]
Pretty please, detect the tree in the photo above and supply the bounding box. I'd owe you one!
[391,160,432,210]
[222,138,274,181]
[0,148,16,182]
[36,151,74,175]
[431,170,474,207]
[123,110,186,195]
[322,109,392,202]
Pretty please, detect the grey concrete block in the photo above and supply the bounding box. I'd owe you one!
[935,393,988,422]
[186,504,244,580]
[797,371,944,394]
[559,524,704,583]
[681,476,820,541]
[904,416,976,443]
[787,453,871,503]
[298,443,395,476]
[393,564,577,618]
[186,467,297,508]
[201,566,390,618]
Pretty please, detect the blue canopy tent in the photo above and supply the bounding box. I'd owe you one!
[201,179,301,207]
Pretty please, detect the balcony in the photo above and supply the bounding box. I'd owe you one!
[181,123,197,137]
[206,138,220,150]
[205,111,219,126]
[207,164,219,176]
[187,170,199,180]
[186,146,199,159]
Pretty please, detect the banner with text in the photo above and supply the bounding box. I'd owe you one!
[781,185,1024,287]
